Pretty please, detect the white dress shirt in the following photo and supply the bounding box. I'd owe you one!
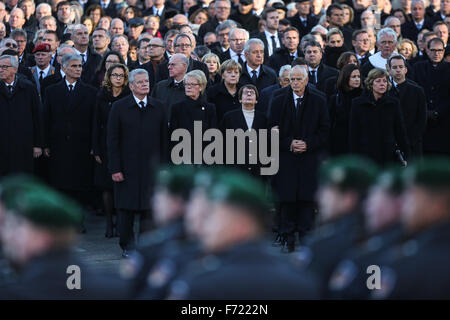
[264,29,280,56]
[133,95,148,108]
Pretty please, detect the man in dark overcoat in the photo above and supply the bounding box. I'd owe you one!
[0,54,42,177]
[270,65,330,253]
[107,68,169,258]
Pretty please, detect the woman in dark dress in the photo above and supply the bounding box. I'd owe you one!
[349,68,410,166]
[206,59,241,124]
[323,51,359,99]
[170,70,217,164]
[328,64,363,156]
[93,63,130,237]
[90,50,125,88]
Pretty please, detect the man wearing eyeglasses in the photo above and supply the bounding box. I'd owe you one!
[413,37,450,156]
[141,37,166,89]
[0,54,42,178]
[198,0,232,43]
[351,29,371,65]
[155,33,209,83]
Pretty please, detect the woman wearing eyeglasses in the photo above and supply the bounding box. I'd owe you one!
[169,70,217,164]
[93,63,130,237]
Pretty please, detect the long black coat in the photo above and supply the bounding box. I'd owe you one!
[413,59,450,154]
[387,79,427,157]
[220,108,268,178]
[0,77,42,177]
[81,47,103,84]
[107,95,168,210]
[44,80,97,190]
[271,87,330,202]
[349,91,410,166]
[151,78,187,121]
[92,86,131,189]
[206,81,241,123]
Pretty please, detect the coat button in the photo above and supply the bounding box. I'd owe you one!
[202,107,205,110]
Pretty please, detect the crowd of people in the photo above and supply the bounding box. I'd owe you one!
[0,0,450,299]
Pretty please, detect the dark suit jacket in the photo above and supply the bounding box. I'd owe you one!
[140,60,165,91]
[253,31,282,65]
[401,19,434,42]
[288,14,318,38]
[151,77,187,120]
[155,58,209,83]
[309,63,339,93]
[268,47,300,74]
[81,46,103,84]
[198,18,220,44]
[238,63,278,93]
[40,71,62,102]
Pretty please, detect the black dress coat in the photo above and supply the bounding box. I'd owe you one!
[268,47,300,74]
[220,108,268,178]
[309,63,339,93]
[238,63,278,93]
[206,81,241,124]
[401,19,434,42]
[81,47,103,84]
[0,77,42,177]
[155,58,209,83]
[349,91,410,166]
[107,95,169,211]
[43,79,97,190]
[271,87,330,202]
[92,86,131,189]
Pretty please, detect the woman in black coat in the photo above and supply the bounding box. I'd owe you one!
[206,59,241,124]
[323,52,359,99]
[349,68,410,166]
[90,50,125,88]
[93,63,130,237]
[328,64,363,156]
[170,70,217,164]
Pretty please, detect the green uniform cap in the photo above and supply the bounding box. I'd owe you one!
[375,167,404,195]
[319,156,379,192]
[403,157,450,190]
[0,175,83,229]
[157,165,196,200]
[210,170,272,215]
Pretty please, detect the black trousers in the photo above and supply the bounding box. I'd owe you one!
[118,209,152,251]
[279,201,316,243]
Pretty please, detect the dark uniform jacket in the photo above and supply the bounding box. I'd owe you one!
[107,95,168,210]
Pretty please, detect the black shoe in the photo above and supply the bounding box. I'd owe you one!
[122,250,131,258]
[272,234,282,247]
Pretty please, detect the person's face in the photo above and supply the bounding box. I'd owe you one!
[56,48,74,64]
[125,8,135,21]
[0,23,5,41]
[194,12,208,25]
[297,2,311,16]
[42,33,58,52]
[311,0,323,13]
[146,17,159,31]
[240,87,257,105]
[328,8,344,27]
[377,34,396,58]
[112,36,129,59]
[317,186,343,222]
[222,67,240,85]
[205,58,218,73]
[165,35,176,54]
[128,25,144,40]
[265,11,279,30]
[399,42,413,59]
[105,54,120,72]
[0,58,18,81]
[92,30,110,50]
[172,14,188,26]
[215,1,231,21]
[110,19,124,35]
[98,17,111,30]
[427,40,445,63]
[348,69,360,88]
[361,11,375,27]
[152,190,181,226]
[0,214,31,267]
[230,30,247,54]
[245,43,264,67]
[90,8,102,24]
[129,46,137,61]
[372,76,388,96]
[138,41,150,61]
[57,4,71,22]
[443,0,450,15]
[412,2,425,21]
[347,55,358,65]
[185,189,211,238]
[204,33,216,46]
[83,19,93,34]
[34,51,51,68]
[168,56,187,79]
[109,66,125,88]
[304,45,322,67]
[364,187,396,233]
[72,26,89,46]
[0,3,6,21]
[12,35,26,56]
[276,8,286,19]
[313,34,324,49]
[388,58,407,82]
[435,24,449,44]
[342,8,350,24]
[183,0,195,13]
[3,38,18,51]
[184,76,202,99]
[394,11,406,24]
[174,36,193,57]
[289,68,308,94]
[282,30,299,52]
[148,38,165,59]
[401,186,430,231]
[279,69,290,87]
[386,18,401,37]
[20,1,34,18]
[130,73,150,96]
[401,0,411,12]
[217,27,230,48]
[9,9,25,29]
[366,28,376,49]
[42,18,57,30]
[62,59,82,80]
[328,34,343,47]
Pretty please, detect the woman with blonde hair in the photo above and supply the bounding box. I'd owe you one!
[397,39,418,60]
[202,52,221,86]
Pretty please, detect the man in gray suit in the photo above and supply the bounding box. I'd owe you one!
[30,43,55,102]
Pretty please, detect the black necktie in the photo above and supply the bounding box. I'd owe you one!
[295,97,302,117]
[251,70,257,84]
[39,71,44,83]
[80,53,86,65]
[139,101,145,108]
[7,85,13,93]
[271,35,277,54]
[238,54,244,66]
[309,70,316,85]
[68,84,73,92]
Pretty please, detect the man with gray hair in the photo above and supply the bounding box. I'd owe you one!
[401,0,434,42]
[71,24,102,83]
[43,53,97,227]
[107,68,168,258]
[219,27,249,65]
[210,19,237,55]
[0,54,42,177]
[239,38,278,94]
[35,2,52,22]
[198,0,232,41]
[384,16,402,40]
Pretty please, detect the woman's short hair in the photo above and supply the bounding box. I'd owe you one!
[336,51,359,70]
[219,59,242,76]
[365,68,392,92]
[337,64,360,92]
[238,84,259,100]
[189,8,209,24]
[103,63,129,91]
[397,38,418,59]
[184,69,208,92]
[202,53,221,71]
[341,4,354,24]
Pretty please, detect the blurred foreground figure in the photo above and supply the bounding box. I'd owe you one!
[167,170,319,300]
[0,175,127,299]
